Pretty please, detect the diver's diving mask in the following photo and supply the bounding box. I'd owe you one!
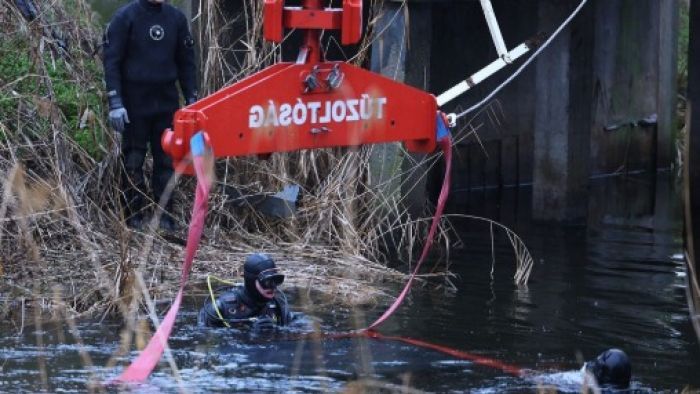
[257,268,285,290]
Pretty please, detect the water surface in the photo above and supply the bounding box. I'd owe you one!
[1,173,699,392]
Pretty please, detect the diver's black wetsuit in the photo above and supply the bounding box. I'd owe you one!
[198,285,292,328]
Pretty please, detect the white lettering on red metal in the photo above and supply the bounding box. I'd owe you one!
[248,96,388,129]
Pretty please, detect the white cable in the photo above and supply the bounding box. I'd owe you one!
[453,0,588,120]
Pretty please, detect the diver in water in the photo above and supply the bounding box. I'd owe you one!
[583,348,632,391]
[530,348,633,392]
[198,253,293,330]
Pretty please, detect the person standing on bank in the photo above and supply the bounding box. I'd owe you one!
[103,0,197,231]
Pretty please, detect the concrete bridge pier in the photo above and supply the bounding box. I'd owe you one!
[532,0,594,222]
[369,2,433,218]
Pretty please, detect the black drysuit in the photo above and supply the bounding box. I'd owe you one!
[103,0,196,218]
[198,285,293,328]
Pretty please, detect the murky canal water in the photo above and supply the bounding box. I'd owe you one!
[1,173,699,392]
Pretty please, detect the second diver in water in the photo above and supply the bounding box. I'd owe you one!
[199,253,293,330]
[583,348,632,391]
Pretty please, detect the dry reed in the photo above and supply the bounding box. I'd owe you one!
[0,0,533,330]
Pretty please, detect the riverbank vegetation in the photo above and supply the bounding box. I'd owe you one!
[0,0,532,330]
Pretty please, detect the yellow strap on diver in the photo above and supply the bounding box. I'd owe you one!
[206,274,238,328]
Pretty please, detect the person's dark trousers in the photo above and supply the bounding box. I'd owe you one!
[121,112,175,221]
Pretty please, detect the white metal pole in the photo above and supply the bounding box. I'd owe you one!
[436,42,530,107]
[480,0,509,61]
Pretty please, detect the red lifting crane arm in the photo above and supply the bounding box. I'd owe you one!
[162,0,440,174]
[118,2,453,383]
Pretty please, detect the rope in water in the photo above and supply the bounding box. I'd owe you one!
[365,331,523,376]
[206,275,236,328]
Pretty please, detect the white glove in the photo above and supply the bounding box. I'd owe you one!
[108,106,130,133]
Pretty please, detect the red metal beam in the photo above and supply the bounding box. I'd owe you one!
[264,0,362,46]
[283,8,343,30]
[163,62,437,172]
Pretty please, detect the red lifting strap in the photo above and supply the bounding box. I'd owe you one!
[115,118,452,384]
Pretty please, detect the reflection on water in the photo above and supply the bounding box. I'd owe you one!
[1,173,699,392]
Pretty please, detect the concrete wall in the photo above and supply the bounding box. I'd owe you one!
[532,0,593,222]
[431,0,677,175]
[590,0,676,175]
[368,2,435,217]
[425,0,678,221]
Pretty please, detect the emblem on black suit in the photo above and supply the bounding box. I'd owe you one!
[149,25,165,41]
